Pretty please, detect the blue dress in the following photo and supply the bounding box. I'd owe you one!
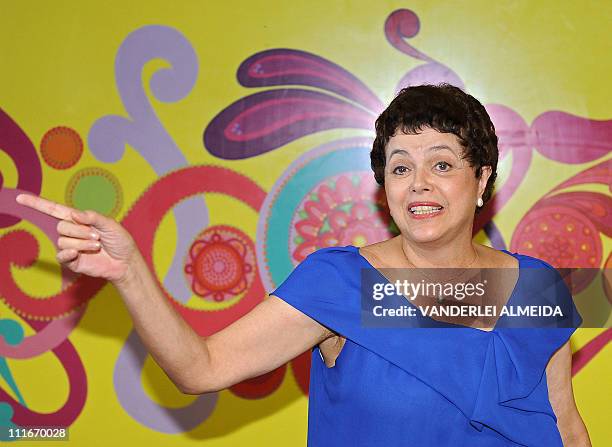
[270,245,582,447]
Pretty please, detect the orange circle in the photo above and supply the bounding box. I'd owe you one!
[40,126,83,169]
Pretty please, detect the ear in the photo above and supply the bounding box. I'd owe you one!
[477,165,492,198]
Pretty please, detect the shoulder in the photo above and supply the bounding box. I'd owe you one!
[300,245,361,268]
[477,244,560,271]
[274,245,361,292]
[503,251,569,297]
[475,244,518,268]
[269,246,364,327]
[501,249,560,270]
[356,239,399,268]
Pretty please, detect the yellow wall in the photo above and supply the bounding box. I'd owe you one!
[0,1,609,445]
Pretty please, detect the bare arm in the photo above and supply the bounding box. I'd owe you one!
[189,295,329,393]
[15,194,331,394]
[116,253,329,393]
[546,340,592,446]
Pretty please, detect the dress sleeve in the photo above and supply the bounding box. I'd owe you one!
[268,248,358,335]
[539,259,584,330]
[502,256,584,331]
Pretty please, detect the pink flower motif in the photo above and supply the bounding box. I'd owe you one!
[184,226,255,302]
[292,173,394,262]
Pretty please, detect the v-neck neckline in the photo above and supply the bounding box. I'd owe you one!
[349,245,523,333]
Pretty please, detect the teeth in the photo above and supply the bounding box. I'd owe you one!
[410,206,442,215]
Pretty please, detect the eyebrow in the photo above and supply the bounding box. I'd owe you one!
[387,145,457,161]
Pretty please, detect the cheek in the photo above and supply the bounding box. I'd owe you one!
[440,180,477,207]
[384,188,405,218]
[384,183,407,205]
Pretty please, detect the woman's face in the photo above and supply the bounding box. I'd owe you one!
[384,127,491,246]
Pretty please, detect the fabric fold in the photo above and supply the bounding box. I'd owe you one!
[269,245,581,446]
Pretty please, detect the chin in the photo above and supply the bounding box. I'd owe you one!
[403,228,443,244]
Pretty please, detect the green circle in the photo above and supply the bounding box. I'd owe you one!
[66,168,122,217]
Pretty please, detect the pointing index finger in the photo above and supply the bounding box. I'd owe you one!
[15,194,75,221]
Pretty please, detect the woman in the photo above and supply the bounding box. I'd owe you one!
[16,84,591,446]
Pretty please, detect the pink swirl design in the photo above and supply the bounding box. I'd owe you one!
[0,187,87,429]
[237,49,383,112]
[1,166,267,431]
[0,230,105,319]
[550,158,611,192]
[572,329,612,376]
[384,9,432,62]
[510,159,611,298]
[395,63,465,93]
[205,89,375,159]
[0,108,43,228]
[2,166,266,334]
[0,316,87,428]
[386,9,464,91]
[109,166,265,430]
[0,187,90,342]
[530,112,612,163]
[120,166,266,335]
[474,105,532,235]
[0,309,85,359]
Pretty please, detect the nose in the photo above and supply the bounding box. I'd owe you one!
[410,166,432,193]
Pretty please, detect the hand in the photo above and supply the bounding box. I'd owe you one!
[15,194,138,284]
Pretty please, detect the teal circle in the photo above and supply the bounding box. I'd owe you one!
[266,146,371,286]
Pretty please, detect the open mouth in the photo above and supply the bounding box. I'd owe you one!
[409,205,444,216]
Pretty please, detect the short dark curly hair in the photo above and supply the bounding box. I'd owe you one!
[370,83,498,212]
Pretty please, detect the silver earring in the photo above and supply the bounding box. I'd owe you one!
[477,197,484,207]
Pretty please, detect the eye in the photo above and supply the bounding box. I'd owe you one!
[435,161,452,172]
[392,165,409,175]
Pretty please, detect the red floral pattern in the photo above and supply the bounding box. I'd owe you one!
[184,225,256,302]
[290,173,395,262]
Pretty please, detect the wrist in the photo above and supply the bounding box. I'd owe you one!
[111,250,145,289]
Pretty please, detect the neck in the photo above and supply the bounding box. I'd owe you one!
[394,234,479,268]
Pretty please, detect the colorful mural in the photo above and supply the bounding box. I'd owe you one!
[0,1,610,445]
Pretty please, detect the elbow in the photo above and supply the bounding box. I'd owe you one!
[177,378,225,395]
[173,337,237,394]
[177,383,209,395]
[174,362,229,395]
[175,378,203,395]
